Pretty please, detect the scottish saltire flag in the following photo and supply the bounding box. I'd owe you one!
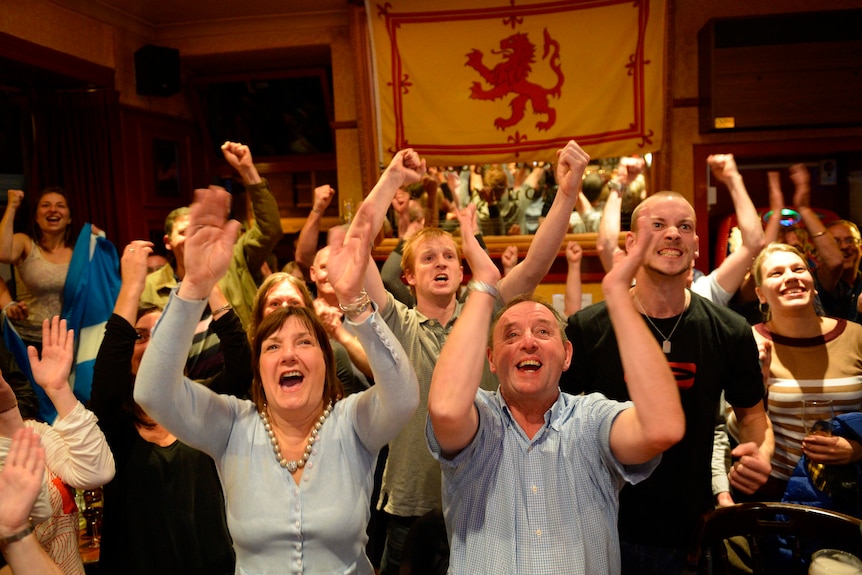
[2,224,120,423]
[61,224,121,420]
[367,0,666,164]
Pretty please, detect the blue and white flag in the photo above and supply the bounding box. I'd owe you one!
[2,224,120,423]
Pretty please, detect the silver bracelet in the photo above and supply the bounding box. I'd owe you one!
[339,290,371,318]
[467,279,500,300]
[0,523,33,547]
[212,303,232,317]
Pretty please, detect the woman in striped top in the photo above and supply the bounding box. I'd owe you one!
[734,242,862,500]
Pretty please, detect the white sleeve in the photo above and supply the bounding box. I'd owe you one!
[42,402,115,489]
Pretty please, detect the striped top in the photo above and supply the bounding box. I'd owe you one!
[744,320,862,484]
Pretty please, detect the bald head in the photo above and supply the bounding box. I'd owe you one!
[631,192,696,232]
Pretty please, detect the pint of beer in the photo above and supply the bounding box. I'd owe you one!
[809,549,862,575]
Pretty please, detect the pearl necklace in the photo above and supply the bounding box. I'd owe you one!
[259,402,333,472]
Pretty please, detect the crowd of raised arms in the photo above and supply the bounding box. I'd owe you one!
[0,140,860,575]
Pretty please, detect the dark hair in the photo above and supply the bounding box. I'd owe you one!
[128,303,165,430]
[30,187,75,248]
[136,303,163,323]
[581,173,605,203]
[249,305,341,414]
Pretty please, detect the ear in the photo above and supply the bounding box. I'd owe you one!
[309,266,319,282]
[164,234,172,252]
[404,269,416,288]
[562,340,573,372]
[486,346,497,374]
[456,265,464,285]
[755,286,765,304]
[624,231,636,252]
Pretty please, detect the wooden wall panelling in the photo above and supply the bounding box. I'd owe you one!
[116,106,204,247]
[698,10,862,133]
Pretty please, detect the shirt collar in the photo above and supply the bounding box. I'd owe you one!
[495,386,567,435]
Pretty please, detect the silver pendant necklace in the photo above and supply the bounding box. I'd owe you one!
[260,401,333,472]
[632,292,686,354]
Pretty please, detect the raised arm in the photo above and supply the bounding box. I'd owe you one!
[363,149,426,241]
[207,282,253,398]
[563,240,583,316]
[326,204,419,449]
[359,150,427,312]
[221,141,283,274]
[0,190,27,265]
[707,154,766,295]
[790,164,843,291]
[295,184,336,276]
[114,241,153,325]
[427,204,501,456]
[607,209,685,465]
[27,317,77,419]
[0,428,63,575]
[764,172,784,244]
[27,316,115,488]
[500,140,588,301]
[89,241,152,443]
[597,189,623,273]
[221,141,261,185]
[135,187,242,455]
[500,245,518,278]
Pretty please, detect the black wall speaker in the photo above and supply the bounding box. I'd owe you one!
[134,44,181,97]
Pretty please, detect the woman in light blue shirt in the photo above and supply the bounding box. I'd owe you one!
[135,185,419,574]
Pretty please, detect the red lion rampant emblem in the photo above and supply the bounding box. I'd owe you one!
[465,29,564,131]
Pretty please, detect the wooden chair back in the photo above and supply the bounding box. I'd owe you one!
[688,502,862,575]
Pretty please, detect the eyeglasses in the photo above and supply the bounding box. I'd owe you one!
[134,328,153,342]
[834,237,862,247]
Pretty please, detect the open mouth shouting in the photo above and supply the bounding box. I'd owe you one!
[279,370,304,390]
[516,359,542,372]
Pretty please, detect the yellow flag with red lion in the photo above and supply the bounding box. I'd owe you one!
[366,0,666,164]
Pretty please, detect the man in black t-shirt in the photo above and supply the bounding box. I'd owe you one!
[563,191,774,574]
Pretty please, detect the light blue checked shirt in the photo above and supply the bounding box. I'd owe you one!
[427,388,659,575]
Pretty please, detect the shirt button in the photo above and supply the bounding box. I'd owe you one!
[295,520,301,528]
[536,529,542,537]
[531,485,537,494]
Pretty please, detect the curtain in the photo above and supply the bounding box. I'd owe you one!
[30,89,120,240]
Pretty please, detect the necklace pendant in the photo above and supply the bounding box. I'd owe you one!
[662,340,671,354]
[286,460,298,473]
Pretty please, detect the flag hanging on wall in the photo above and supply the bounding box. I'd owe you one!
[366,0,666,165]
